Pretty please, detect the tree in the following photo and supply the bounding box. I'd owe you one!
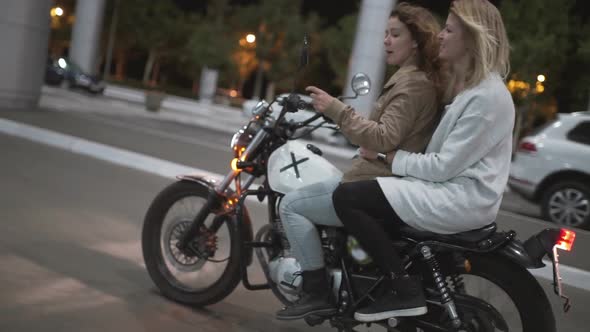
[235,0,321,98]
[501,0,572,100]
[321,14,358,88]
[117,0,189,86]
[502,0,590,112]
[568,19,590,111]
[180,0,238,100]
[501,0,577,146]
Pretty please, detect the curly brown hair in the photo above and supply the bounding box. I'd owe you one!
[391,3,442,95]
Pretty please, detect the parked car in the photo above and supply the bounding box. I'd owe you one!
[509,111,590,229]
[56,57,105,94]
[44,57,65,86]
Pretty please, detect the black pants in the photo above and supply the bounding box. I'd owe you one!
[332,180,406,276]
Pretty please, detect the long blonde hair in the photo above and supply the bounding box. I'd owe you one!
[443,0,511,101]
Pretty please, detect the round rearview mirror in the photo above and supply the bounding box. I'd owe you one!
[351,73,371,96]
[252,100,270,116]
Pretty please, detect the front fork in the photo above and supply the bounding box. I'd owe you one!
[176,169,240,252]
[175,190,226,253]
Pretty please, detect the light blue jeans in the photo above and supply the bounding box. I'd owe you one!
[279,177,343,271]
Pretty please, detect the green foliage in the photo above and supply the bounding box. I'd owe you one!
[501,0,572,99]
[117,0,189,57]
[234,0,322,90]
[182,0,237,72]
[572,22,590,110]
[322,14,358,87]
[501,0,590,112]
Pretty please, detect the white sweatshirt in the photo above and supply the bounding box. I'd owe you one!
[377,73,515,234]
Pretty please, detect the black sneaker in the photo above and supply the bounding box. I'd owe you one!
[276,293,336,320]
[275,268,336,320]
[354,275,427,322]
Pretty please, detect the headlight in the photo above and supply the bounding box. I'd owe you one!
[230,126,255,157]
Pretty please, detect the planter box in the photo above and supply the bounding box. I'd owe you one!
[145,91,165,112]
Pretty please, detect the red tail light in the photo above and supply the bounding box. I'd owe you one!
[519,141,537,152]
[555,229,576,251]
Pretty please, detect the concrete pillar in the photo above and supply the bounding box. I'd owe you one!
[199,67,219,104]
[70,0,106,75]
[0,1,52,109]
[343,0,396,117]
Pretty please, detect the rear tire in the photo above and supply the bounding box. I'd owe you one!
[142,181,243,306]
[461,254,556,332]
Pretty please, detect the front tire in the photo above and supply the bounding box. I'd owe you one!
[142,181,243,306]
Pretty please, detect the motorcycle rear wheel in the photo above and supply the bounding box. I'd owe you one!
[142,181,243,306]
[400,254,555,332]
[460,254,555,332]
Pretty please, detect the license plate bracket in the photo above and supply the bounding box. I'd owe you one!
[551,245,572,313]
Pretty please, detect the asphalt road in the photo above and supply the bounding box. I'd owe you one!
[1,103,589,331]
[1,132,588,332]
[1,107,587,268]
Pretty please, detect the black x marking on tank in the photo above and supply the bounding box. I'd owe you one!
[279,152,310,178]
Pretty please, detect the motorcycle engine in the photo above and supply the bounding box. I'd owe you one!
[268,256,302,296]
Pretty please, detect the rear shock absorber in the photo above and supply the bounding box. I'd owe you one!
[420,246,462,329]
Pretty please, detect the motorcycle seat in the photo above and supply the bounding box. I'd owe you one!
[399,223,497,245]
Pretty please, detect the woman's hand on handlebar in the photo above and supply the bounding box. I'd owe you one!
[306,86,335,113]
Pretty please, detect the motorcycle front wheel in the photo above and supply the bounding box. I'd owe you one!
[142,181,243,306]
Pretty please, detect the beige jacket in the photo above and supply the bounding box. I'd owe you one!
[323,61,439,183]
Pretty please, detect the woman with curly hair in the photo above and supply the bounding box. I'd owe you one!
[276,3,442,321]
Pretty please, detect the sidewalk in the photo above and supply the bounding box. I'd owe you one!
[39,84,357,159]
[41,84,252,136]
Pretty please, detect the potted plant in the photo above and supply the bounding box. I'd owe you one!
[145,85,165,112]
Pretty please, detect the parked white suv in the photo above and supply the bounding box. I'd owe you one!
[509,111,590,229]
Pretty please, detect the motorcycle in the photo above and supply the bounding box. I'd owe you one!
[142,38,576,331]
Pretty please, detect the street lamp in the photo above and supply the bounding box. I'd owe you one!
[536,74,546,94]
[50,7,64,17]
[246,34,256,44]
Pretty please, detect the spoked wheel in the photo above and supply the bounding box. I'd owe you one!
[401,255,555,332]
[142,181,243,306]
[457,254,555,332]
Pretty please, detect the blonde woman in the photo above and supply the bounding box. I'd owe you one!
[332,0,514,322]
[276,3,442,320]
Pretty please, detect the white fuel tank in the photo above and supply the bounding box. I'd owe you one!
[268,141,342,194]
